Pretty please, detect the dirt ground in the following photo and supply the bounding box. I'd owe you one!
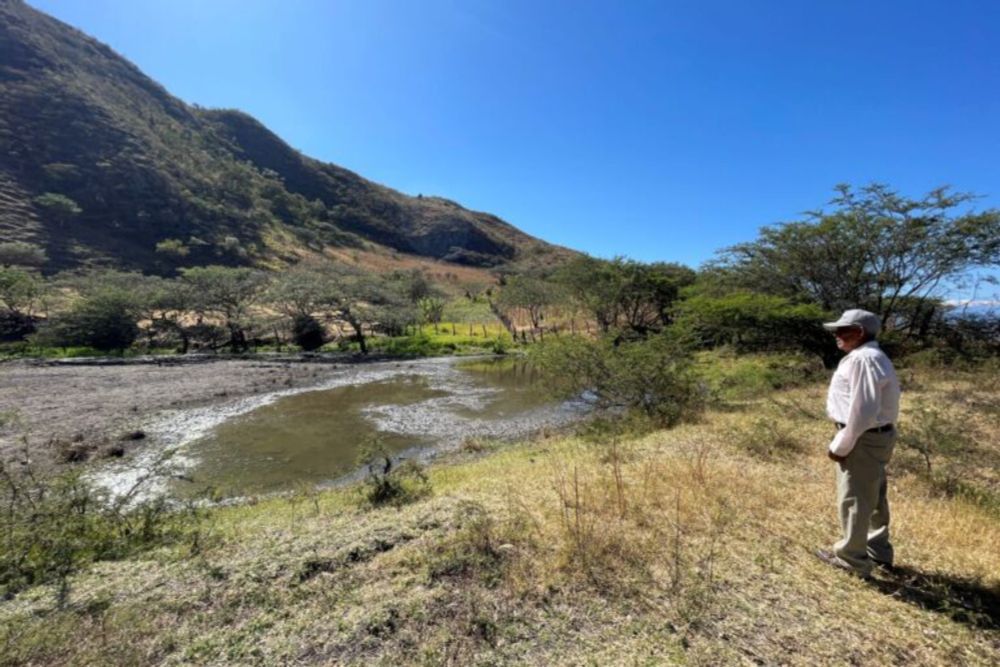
[0,356,352,470]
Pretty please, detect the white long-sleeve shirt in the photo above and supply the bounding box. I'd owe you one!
[826,341,900,457]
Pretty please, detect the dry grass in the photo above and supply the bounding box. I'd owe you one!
[1,366,998,665]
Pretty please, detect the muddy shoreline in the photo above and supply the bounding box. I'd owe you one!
[0,353,435,471]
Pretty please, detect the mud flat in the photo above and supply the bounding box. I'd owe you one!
[0,356,368,470]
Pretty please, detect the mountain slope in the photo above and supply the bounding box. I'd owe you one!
[0,0,565,273]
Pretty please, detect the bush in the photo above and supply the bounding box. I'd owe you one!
[33,290,140,352]
[291,313,325,351]
[674,292,834,364]
[0,456,205,603]
[696,349,826,402]
[531,331,704,427]
[356,437,431,508]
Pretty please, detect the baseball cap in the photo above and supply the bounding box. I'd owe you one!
[822,309,881,337]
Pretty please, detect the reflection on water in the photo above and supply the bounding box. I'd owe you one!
[154,356,575,499]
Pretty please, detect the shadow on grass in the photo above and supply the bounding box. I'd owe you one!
[869,565,1000,630]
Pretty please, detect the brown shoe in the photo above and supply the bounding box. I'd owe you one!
[815,549,872,579]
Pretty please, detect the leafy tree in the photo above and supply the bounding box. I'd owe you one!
[181,266,266,351]
[418,296,445,332]
[555,256,696,336]
[33,192,82,225]
[266,263,333,319]
[710,184,1000,334]
[0,242,47,268]
[495,274,562,333]
[154,238,190,258]
[34,278,144,352]
[0,269,42,318]
[0,268,43,341]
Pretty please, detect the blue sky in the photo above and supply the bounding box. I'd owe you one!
[31,0,1000,281]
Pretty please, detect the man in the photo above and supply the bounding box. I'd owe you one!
[815,309,901,578]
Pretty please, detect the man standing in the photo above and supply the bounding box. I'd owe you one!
[816,309,901,578]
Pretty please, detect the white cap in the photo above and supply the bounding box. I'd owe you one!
[822,309,881,337]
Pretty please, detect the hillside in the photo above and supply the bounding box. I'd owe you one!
[1,360,997,664]
[0,0,566,273]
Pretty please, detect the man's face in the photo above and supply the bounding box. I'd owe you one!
[834,325,865,352]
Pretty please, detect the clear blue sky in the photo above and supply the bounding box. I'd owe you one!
[30,0,1000,275]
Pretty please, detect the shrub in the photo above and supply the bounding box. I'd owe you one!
[291,313,325,351]
[356,437,430,508]
[674,291,834,364]
[531,331,704,427]
[0,454,206,603]
[154,238,190,258]
[33,290,140,352]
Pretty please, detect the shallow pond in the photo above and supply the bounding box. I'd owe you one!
[92,356,582,500]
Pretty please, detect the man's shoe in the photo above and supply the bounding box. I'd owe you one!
[815,549,872,579]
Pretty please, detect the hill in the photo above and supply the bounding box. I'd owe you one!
[0,0,567,273]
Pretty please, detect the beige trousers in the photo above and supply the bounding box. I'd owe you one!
[834,429,895,575]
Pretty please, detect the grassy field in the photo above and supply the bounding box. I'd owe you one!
[1,360,998,665]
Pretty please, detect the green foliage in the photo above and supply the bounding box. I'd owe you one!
[0,242,47,268]
[674,291,833,362]
[495,274,562,330]
[0,267,43,317]
[33,192,82,223]
[709,184,1000,335]
[418,296,445,327]
[154,238,190,258]
[33,277,144,352]
[181,266,266,351]
[356,437,430,508]
[695,349,827,402]
[532,331,704,427]
[556,256,696,336]
[0,457,206,602]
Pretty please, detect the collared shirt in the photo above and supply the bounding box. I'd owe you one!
[826,340,900,457]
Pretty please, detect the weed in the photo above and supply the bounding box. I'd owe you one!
[725,415,804,459]
[356,437,431,508]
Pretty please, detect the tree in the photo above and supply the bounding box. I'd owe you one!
[495,274,561,334]
[181,266,266,351]
[710,184,1000,335]
[33,193,82,225]
[0,268,43,341]
[0,242,47,268]
[33,273,146,352]
[555,256,696,337]
[0,269,43,318]
[418,296,445,332]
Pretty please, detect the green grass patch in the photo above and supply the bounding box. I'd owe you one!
[695,348,826,402]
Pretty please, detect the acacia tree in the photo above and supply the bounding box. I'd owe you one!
[495,274,562,335]
[33,271,147,352]
[710,184,1000,333]
[181,266,266,351]
[267,263,338,351]
[555,256,695,337]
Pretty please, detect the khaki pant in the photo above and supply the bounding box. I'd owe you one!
[834,429,895,575]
